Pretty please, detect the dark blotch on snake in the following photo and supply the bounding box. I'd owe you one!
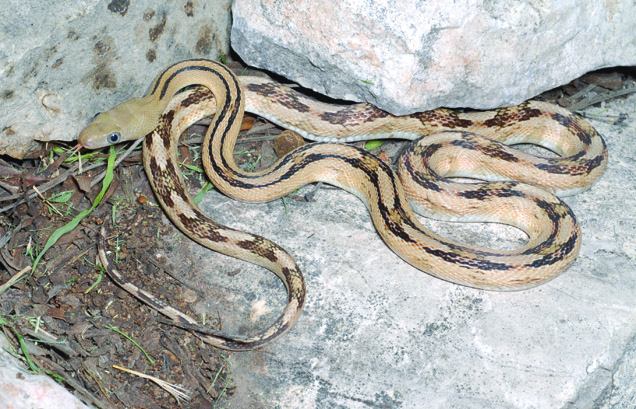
[236,237,279,263]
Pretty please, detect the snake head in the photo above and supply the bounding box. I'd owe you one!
[78,97,155,149]
[77,111,125,149]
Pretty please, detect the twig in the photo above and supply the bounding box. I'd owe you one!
[0,179,19,194]
[155,318,242,339]
[234,134,280,144]
[21,327,77,357]
[571,86,636,111]
[0,221,22,250]
[81,367,112,404]
[565,83,597,107]
[112,364,192,403]
[1,246,22,272]
[183,133,279,146]
[0,265,31,295]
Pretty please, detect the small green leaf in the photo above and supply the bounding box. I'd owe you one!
[68,150,101,163]
[361,80,375,85]
[44,369,65,383]
[47,191,73,203]
[365,140,383,150]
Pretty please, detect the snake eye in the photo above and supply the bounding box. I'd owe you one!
[107,132,121,144]
[92,112,102,119]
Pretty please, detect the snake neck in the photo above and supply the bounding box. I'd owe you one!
[173,65,247,180]
[122,96,165,140]
[140,59,245,174]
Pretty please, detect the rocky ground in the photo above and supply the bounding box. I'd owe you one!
[0,68,634,409]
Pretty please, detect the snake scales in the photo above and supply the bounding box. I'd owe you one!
[78,58,607,350]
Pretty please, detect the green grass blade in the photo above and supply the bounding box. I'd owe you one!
[181,163,204,173]
[194,182,214,204]
[31,145,117,274]
[13,327,40,373]
[107,325,155,365]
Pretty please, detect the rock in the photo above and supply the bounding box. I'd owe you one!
[231,0,636,114]
[175,92,636,409]
[0,338,89,409]
[0,0,232,159]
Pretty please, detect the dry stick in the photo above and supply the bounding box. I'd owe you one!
[571,86,636,111]
[0,246,22,272]
[144,256,192,287]
[183,133,279,146]
[155,318,234,338]
[565,83,598,107]
[21,327,78,357]
[81,368,113,404]
[0,221,22,250]
[0,179,19,194]
[0,265,30,294]
[235,134,280,144]
[48,247,92,279]
[32,186,64,217]
[112,364,192,403]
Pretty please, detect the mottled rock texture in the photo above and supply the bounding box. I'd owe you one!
[232,0,636,114]
[0,0,231,158]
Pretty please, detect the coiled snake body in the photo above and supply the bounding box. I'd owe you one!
[78,58,607,350]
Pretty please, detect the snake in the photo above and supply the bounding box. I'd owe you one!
[78,58,607,350]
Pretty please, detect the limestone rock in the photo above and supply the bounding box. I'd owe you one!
[0,0,231,159]
[231,0,636,114]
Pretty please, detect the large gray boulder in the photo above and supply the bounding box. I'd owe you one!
[0,0,231,159]
[232,0,636,114]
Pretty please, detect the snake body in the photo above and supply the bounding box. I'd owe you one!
[78,58,607,350]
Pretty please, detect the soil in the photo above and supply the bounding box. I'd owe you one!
[0,66,633,409]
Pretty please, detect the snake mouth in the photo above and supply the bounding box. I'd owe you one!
[73,143,87,152]
[76,132,100,150]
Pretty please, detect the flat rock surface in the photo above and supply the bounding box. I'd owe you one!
[168,94,636,408]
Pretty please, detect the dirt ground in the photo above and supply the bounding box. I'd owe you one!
[0,66,633,409]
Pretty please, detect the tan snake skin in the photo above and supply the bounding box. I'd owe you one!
[79,59,607,350]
